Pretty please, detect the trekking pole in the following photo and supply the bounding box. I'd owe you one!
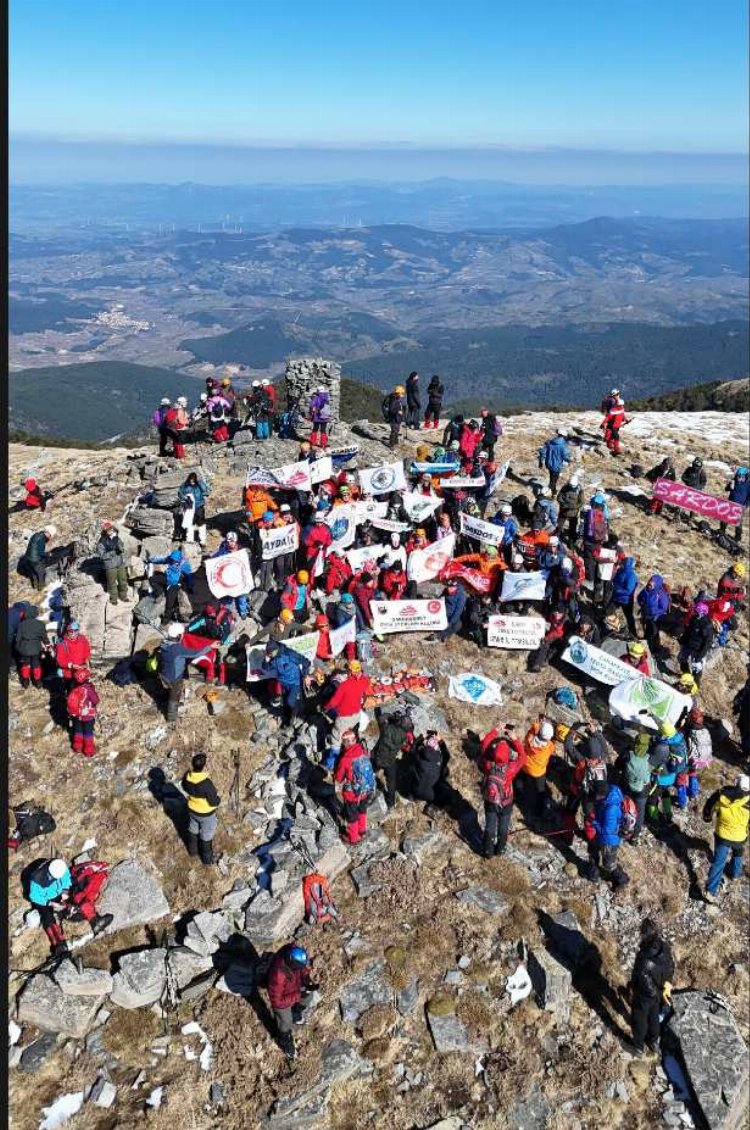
[230,748,241,817]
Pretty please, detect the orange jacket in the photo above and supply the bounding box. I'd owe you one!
[454,553,506,577]
[244,487,278,523]
[522,722,556,778]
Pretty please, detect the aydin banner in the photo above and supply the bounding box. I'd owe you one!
[370,599,447,634]
[205,550,254,599]
[486,615,546,649]
[460,512,504,547]
[499,571,547,603]
[358,461,407,496]
[259,523,299,561]
[561,636,638,686]
[406,534,456,584]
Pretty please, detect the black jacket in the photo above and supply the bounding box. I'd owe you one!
[631,936,675,1001]
[682,464,707,490]
[410,737,449,797]
[680,614,714,661]
[645,459,676,484]
[564,723,608,765]
[14,615,49,657]
[427,379,444,407]
[373,711,412,768]
[406,376,421,409]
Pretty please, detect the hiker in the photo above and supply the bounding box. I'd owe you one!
[56,621,92,685]
[408,731,450,809]
[267,944,318,1061]
[521,719,556,818]
[209,530,252,617]
[637,574,670,653]
[647,721,688,822]
[600,387,621,415]
[683,707,712,807]
[260,640,310,725]
[372,705,412,809]
[719,466,749,542]
[96,520,130,604]
[66,667,100,756]
[623,641,651,676]
[333,729,375,843]
[646,456,676,516]
[556,475,583,542]
[156,623,211,721]
[253,382,273,440]
[582,494,609,583]
[152,397,172,456]
[628,918,674,1055]
[207,390,232,444]
[681,456,707,491]
[182,752,220,865]
[19,525,56,590]
[148,548,193,623]
[480,409,503,459]
[601,396,626,455]
[702,774,750,903]
[405,371,421,428]
[383,385,407,448]
[322,659,372,770]
[479,723,526,857]
[718,561,747,609]
[17,477,49,512]
[163,396,189,459]
[538,429,571,495]
[585,779,629,888]
[532,486,559,533]
[678,601,714,684]
[308,385,332,448]
[424,375,444,429]
[300,511,333,575]
[177,472,210,547]
[425,579,467,643]
[280,569,311,623]
[459,419,482,463]
[606,555,639,636]
[624,733,653,845]
[27,858,113,957]
[244,483,278,525]
[14,604,50,688]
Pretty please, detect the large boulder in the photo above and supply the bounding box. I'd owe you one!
[244,840,349,948]
[126,507,175,538]
[96,859,170,935]
[53,961,114,998]
[102,599,134,660]
[17,974,107,1038]
[528,948,572,1023]
[268,1039,370,1129]
[110,949,167,1009]
[667,990,749,1130]
[182,911,233,958]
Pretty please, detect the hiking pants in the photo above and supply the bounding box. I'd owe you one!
[707,839,745,894]
[643,619,662,651]
[343,796,368,844]
[484,802,513,856]
[377,759,398,807]
[388,422,401,448]
[719,519,744,543]
[548,470,560,495]
[188,810,217,843]
[627,789,648,840]
[424,405,441,427]
[632,995,660,1050]
[158,427,170,456]
[71,718,95,755]
[164,678,184,722]
[18,654,43,685]
[105,564,129,603]
[406,402,421,428]
[525,774,550,817]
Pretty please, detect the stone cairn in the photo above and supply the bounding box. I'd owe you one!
[285,357,342,428]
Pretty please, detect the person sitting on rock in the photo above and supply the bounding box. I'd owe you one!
[267,943,318,1061]
[26,857,113,957]
[66,667,100,757]
[96,519,130,605]
[148,548,194,624]
[19,525,57,591]
[16,477,49,512]
[181,752,220,865]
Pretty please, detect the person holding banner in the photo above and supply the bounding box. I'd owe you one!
[637,574,671,654]
[280,570,312,624]
[260,641,311,726]
[425,579,467,643]
[719,466,749,542]
[322,548,353,596]
[322,660,373,771]
[244,483,278,525]
[300,511,333,575]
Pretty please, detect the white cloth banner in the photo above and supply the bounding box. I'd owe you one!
[371,518,411,533]
[353,499,389,523]
[358,461,407,496]
[246,631,320,682]
[561,636,638,686]
[346,544,391,573]
[499,571,547,602]
[406,534,456,584]
[329,617,357,657]
[596,547,618,581]
[448,672,503,706]
[205,550,254,598]
[609,675,693,732]
[370,598,447,634]
[246,460,312,492]
[309,455,333,485]
[326,504,358,550]
[460,512,504,547]
[488,460,510,495]
[440,475,485,489]
[486,614,547,649]
[259,524,299,561]
[402,492,442,522]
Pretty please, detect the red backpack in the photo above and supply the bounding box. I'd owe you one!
[303,872,337,925]
[619,797,638,840]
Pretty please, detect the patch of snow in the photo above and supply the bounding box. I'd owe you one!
[146,1087,163,1109]
[39,1092,85,1130]
[181,1020,213,1072]
[9,1020,21,1047]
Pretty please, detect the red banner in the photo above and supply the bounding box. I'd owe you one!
[653,479,743,525]
[439,561,495,594]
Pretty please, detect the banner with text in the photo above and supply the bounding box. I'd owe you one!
[402,492,442,523]
[487,460,510,495]
[246,460,312,492]
[653,478,744,525]
[487,614,547,649]
[440,475,485,490]
[460,511,505,547]
[309,454,333,485]
[371,598,447,634]
[260,523,299,561]
[246,631,320,682]
[325,504,358,550]
[561,636,638,686]
[329,617,357,657]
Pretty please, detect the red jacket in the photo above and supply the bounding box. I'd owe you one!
[479,730,526,806]
[302,523,333,564]
[267,950,311,1010]
[66,682,100,720]
[327,673,372,717]
[353,581,376,627]
[23,481,44,509]
[718,574,746,605]
[603,405,626,431]
[623,653,650,675]
[381,567,408,600]
[707,597,736,625]
[56,636,92,674]
[459,425,481,460]
[334,741,371,800]
[324,553,353,595]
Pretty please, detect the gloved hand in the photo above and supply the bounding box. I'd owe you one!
[662,981,673,1005]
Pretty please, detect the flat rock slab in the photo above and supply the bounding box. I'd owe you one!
[110,949,167,1010]
[528,949,572,1017]
[427,1011,488,1055]
[53,962,114,998]
[183,910,233,958]
[402,831,442,863]
[508,1083,552,1130]
[339,960,393,1024]
[166,946,216,990]
[18,1032,58,1074]
[97,860,170,936]
[350,864,382,898]
[455,887,508,915]
[17,975,107,1039]
[667,991,749,1130]
[268,1040,370,1128]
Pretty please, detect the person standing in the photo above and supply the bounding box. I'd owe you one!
[177,472,210,547]
[322,660,373,771]
[521,719,556,818]
[538,430,571,495]
[182,752,220,865]
[702,774,750,903]
[383,385,407,448]
[624,733,653,846]
[628,918,674,1055]
[333,729,376,843]
[372,705,412,809]
[424,375,444,429]
[266,944,318,1060]
[66,668,100,756]
[56,621,92,686]
[405,371,421,429]
[585,779,629,889]
[309,385,332,448]
[637,574,670,653]
[14,604,50,688]
[20,525,56,591]
[479,723,526,857]
[96,520,130,604]
[719,466,749,542]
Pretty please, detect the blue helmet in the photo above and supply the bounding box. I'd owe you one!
[262,510,275,522]
[168,550,182,562]
[737,467,749,478]
[340,593,354,605]
[287,945,308,968]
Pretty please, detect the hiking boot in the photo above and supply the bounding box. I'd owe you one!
[52,941,70,958]
[703,890,718,904]
[91,913,114,936]
[198,839,215,866]
[187,833,200,858]
[279,1032,296,1061]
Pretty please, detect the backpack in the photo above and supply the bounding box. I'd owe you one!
[619,796,638,840]
[585,508,608,544]
[553,687,578,711]
[582,757,607,790]
[484,750,510,805]
[150,407,166,427]
[109,656,139,687]
[381,395,392,422]
[11,802,56,845]
[317,401,332,422]
[302,872,337,925]
[210,400,225,421]
[350,752,376,797]
[165,407,179,427]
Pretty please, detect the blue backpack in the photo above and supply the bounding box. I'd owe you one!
[350,752,376,798]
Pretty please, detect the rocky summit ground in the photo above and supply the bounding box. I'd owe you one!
[7,407,750,1130]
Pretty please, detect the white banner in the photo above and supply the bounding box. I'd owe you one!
[440,475,485,489]
[448,672,503,706]
[406,534,456,584]
[499,571,547,603]
[346,543,391,573]
[329,617,357,657]
[309,455,333,485]
[460,512,504,547]
[205,550,254,598]
[402,492,442,523]
[246,631,320,682]
[410,461,452,475]
[246,460,312,492]
[358,461,407,496]
[353,499,389,523]
[561,636,638,686]
[596,547,618,581]
[609,675,693,732]
[259,523,299,561]
[486,614,547,649]
[325,504,358,549]
[371,518,410,533]
[488,460,510,495]
[370,598,447,634]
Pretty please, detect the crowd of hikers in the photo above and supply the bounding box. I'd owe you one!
[9,376,749,1063]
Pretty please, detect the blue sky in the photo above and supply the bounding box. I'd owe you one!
[10,0,748,152]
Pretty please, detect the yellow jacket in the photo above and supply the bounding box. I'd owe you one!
[182,770,220,815]
[714,793,750,844]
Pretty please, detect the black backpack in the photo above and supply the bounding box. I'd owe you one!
[13,803,56,844]
[381,395,393,422]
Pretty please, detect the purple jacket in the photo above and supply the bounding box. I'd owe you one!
[310,391,331,425]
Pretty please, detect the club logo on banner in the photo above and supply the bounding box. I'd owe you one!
[448,672,503,706]
[309,454,333,485]
[402,492,442,522]
[499,571,547,602]
[326,504,358,549]
[652,479,744,525]
[359,461,407,496]
[440,475,485,489]
[329,617,357,657]
[260,524,299,561]
[440,561,495,594]
[246,461,312,492]
[246,631,320,682]
[561,636,638,686]
[486,615,546,649]
[205,550,254,598]
[608,675,693,731]
[406,533,456,584]
[371,599,447,634]
[353,500,389,522]
[460,512,504,547]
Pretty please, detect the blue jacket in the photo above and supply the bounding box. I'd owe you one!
[445,585,467,626]
[261,646,309,689]
[491,513,519,545]
[29,866,72,907]
[160,641,213,683]
[637,575,669,621]
[728,475,750,507]
[536,498,559,526]
[612,557,639,604]
[592,784,624,847]
[329,603,357,630]
[178,479,209,508]
[538,437,571,474]
[151,555,193,589]
[25,530,48,563]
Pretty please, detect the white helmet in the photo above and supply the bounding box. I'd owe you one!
[569,475,580,487]
[200,393,208,402]
[49,858,68,879]
[261,378,270,386]
[252,380,260,388]
[167,623,183,639]
[548,536,559,546]
[317,385,326,393]
[176,396,187,407]
[541,487,552,498]
[160,397,171,406]
[500,503,512,516]
[44,524,57,537]
[610,388,620,396]
[540,721,554,741]
[512,553,524,566]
